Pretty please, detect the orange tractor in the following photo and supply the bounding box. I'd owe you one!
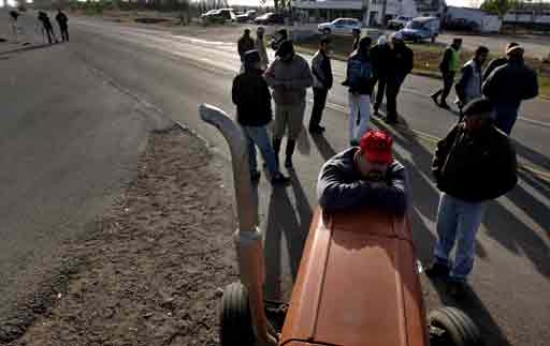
[200,104,482,346]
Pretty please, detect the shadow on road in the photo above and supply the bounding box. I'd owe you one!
[264,169,312,300]
[310,132,337,162]
[0,43,57,57]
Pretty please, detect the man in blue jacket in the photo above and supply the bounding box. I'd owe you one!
[317,130,408,215]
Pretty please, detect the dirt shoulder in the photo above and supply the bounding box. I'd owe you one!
[5,126,237,346]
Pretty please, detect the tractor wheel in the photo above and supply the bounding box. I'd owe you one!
[220,282,255,346]
[428,307,482,346]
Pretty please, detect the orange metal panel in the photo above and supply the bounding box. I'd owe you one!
[279,208,428,346]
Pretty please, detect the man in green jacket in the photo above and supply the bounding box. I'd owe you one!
[431,38,462,109]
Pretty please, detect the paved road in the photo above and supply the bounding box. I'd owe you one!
[1,12,549,345]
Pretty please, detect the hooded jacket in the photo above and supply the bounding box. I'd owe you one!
[264,54,313,105]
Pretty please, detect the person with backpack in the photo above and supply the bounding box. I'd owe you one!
[309,37,333,134]
[385,33,413,124]
[232,50,291,185]
[343,37,373,146]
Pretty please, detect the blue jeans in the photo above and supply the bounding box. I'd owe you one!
[242,125,278,176]
[493,103,520,135]
[433,193,485,282]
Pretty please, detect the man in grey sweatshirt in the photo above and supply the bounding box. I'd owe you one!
[317,130,408,215]
[265,40,313,168]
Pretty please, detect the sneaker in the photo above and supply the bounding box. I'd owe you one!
[250,170,261,182]
[383,117,398,125]
[425,262,450,279]
[271,173,291,185]
[447,280,468,300]
[373,108,379,117]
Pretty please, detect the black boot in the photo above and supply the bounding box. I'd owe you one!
[272,137,281,167]
[285,140,296,168]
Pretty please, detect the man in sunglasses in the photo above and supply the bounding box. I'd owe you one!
[317,130,408,215]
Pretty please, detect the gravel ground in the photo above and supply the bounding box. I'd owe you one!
[5,126,237,346]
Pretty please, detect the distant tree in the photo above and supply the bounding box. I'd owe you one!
[481,0,514,18]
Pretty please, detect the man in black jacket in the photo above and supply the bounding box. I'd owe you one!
[317,130,408,215]
[483,42,519,80]
[55,9,69,42]
[426,98,517,297]
[385,33,413,124]
[370,35,391,117]
[309,37,333,134]
[482,45,538,135]
[232,50,290,185]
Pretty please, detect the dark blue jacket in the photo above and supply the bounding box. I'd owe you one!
[317,148,408,215]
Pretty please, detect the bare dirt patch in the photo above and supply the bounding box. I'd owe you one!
[6,126,237,346]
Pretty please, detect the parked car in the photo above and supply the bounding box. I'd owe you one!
[254,12,286,25]
[201,8,236,23]
[388,16,412,30]
[399,16,440,43]
[444,18,479,31]
[235,10,257,23]
[317,18,362,35]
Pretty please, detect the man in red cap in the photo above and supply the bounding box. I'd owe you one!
[317,130,408,215]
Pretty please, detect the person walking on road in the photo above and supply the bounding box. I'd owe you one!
[317,130,408,215]
[37,11,57,44]
[385,33,413,124]
[265,40,313,168]
[55,9,69,42]
[309,37,333,134]
[482,45,538,135]
[237,29,255,69]
[431,38,462,109]
[455,46,489,115]
[483,42,519,81]
[426,98,518,298]
[343,37,374,145]
[255,26,269,71]
[232,50,290,185]
[370,35,392,117]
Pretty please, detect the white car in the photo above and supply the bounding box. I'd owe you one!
[318,18,362,35]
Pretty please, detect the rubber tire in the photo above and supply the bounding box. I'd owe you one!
[428,306,483,346]
[323,28,331,35]
[220,282,255,346]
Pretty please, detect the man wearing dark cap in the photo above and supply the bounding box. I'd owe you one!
[265,40,313,168]
[317,130,408,215]
[232,50,290,185]
[426,98,518,297]
[482,44,538,134]
[431,38,462,109]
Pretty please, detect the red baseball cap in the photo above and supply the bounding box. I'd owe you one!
[360,130,394,165]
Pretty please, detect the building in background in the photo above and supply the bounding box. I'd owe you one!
[292,0,445,25]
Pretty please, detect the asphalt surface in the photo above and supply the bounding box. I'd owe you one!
[1,11,549,345]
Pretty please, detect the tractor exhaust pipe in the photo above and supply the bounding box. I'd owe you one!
[199,104,277,345]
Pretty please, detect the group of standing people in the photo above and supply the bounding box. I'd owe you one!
[37,9,70,44]
[232,28,415,185]
[432,38,538,135]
